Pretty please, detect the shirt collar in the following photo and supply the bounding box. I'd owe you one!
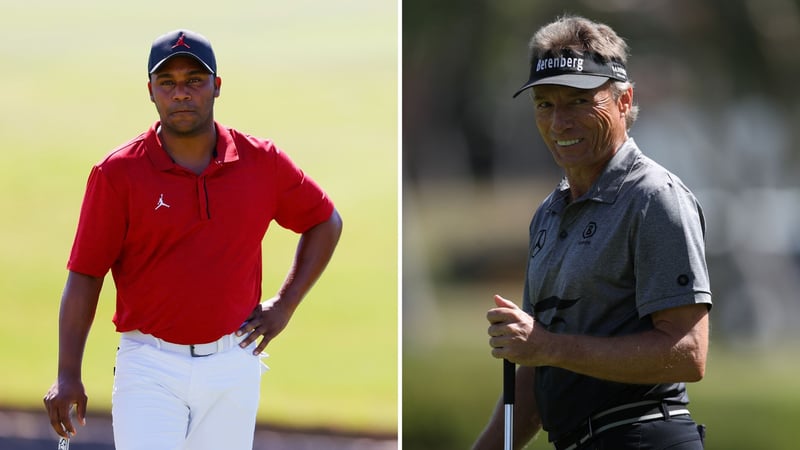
[144,121,240,171]
[547,138,641,213]
[213,122,239,164]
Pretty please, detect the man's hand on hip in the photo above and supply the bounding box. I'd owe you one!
[236,298,293,355]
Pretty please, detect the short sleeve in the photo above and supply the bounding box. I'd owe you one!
[634,182,712,317]
[273,149,335,233]
[67,166,127,277]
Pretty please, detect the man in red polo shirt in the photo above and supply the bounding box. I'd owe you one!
[43,29,342,450]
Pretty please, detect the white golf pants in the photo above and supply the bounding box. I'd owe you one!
[112,331,265,450]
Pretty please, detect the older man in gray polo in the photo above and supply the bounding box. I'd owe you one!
[473,15,711,450]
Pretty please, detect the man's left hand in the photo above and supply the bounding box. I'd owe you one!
[237,298,293,355]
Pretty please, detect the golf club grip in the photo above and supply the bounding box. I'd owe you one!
[503,359,515,405]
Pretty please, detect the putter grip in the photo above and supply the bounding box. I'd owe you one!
[503,359,515,405]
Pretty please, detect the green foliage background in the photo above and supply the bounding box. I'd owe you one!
[0,0,397,436]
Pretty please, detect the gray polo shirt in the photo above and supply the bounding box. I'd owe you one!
[521,138,712,441]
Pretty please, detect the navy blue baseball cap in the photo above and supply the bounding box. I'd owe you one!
[148,29,217,75]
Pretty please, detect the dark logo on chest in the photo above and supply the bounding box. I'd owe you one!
[531,229,546,258]
[579,221,597,245]
[582,221,597,239]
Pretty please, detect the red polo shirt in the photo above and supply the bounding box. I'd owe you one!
[67,122,335,344]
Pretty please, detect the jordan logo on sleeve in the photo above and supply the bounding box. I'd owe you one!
[155,194,171,211]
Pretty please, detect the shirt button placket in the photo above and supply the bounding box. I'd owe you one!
[197,176,210,220]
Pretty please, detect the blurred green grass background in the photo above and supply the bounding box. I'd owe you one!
[402,183,800,450]
[0,0,397,436]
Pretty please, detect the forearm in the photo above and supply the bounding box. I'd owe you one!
[543,310,708,384]
[44,271,103,437]
[274,209,342,309]
[57,271,104,380]
[473,365,541,450]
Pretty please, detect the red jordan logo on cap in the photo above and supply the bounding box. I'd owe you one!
[171,33,191,49]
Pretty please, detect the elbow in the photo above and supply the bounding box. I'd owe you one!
[666,333,707,383]
[682,340,708,382]
[332,209,343,236]
[685,358,706,382]
[309,209,343,242]
[691,342,708,381]
[667,352,705,383]
[672,307,709,383]
[325,208,343,240]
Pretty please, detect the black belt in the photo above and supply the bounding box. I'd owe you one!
[553,400,691,450]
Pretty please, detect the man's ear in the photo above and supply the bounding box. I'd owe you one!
[214,76,222,98]
[147,81,155,102]
[618,85,633,115]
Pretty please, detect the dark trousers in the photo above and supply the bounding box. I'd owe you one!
[577,417,705,450]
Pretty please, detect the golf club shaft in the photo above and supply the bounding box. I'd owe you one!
[503,358,515,450]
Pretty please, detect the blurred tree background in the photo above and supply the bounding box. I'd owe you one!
[402,0,800,449]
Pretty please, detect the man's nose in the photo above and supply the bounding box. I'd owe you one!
[172,84,191,101]
[550,106,573,133]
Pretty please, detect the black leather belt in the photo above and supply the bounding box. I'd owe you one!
[553,400,691,450]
